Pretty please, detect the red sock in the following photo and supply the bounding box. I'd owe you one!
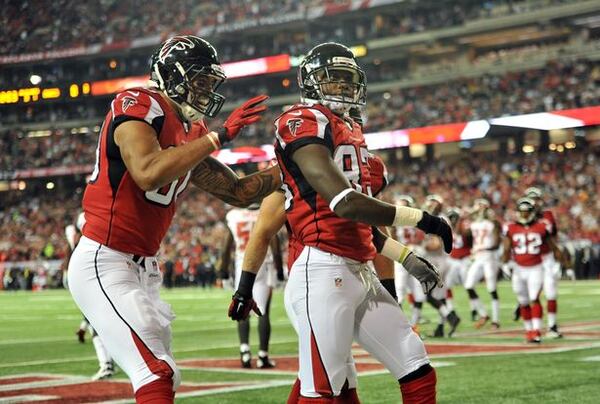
[333,380,360,404]
[400,367,437,404]
[407,293,415,305]
[520,305,532,321]
[287,378,302,404]
[531,302,543,320]
[446,289,453,299]
[135,377,174,404]
[547,299,557,313]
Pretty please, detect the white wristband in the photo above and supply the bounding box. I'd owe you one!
[393,206,423,227]
[329,188,355,212]
[381,238,412,263]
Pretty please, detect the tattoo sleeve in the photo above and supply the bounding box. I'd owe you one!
[190,156,281,207]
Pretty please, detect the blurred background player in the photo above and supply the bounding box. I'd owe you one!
[464,198,502,329]
[525,187,564,338]
[393,195,427,329]
[502,198,565,343]
[221,204,282,369]
[422,195,461,338]
[446,208,472,316]
[64,212,115,379]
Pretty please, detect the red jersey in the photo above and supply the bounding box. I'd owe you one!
[539,209,557,254]
[82,87,207,256]
[503,220,551,266]
[275,104,376,262]
[450,219,472,259]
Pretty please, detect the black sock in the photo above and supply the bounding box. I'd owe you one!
[258,292,272,353]
[238,319,250,347]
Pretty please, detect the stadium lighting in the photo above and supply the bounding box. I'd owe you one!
[549,143,557,151]
[18,181,26,190]
[29,74,42,85]
[522,145,535,153]
[46,182,55,190]
[565,141,576,149]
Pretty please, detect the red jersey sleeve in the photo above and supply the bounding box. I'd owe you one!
[368,153,388,197]
[111,89,165,135]
[275,107,332,156]
[542,210,557,235]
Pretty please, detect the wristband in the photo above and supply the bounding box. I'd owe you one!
[380,278,397,300]
[207,132,221,150]
[216,127,229,146]
[393,206,423,227]
[237,270,257,297]
[380,238,412,264]
[329,188,354,212]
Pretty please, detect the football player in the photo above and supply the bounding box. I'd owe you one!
[445,208,472,311]
[67,35,281,403]
[393,195,427,329]
[502,198,564,343]
[229,42,452,403]
[525,187,565,338]
[422,196,460,338]
[65,212,116,379]
[464,198,502,329]
[221,204,281,369]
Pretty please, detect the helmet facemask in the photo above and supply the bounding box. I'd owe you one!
[516,198,536,225]
[301,58,366,114]
[155,61,225,121]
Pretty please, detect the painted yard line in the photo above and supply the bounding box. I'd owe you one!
[0,338,298,368]
[0,375,89,392]
[428,341,600,359]
[179,366,297,376]
[455,320,600,338]
[103,379,296,403]
[0,394,60,403]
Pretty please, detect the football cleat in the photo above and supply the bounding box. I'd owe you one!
[240,350,252,369]
[429,324,444,338]
[447,311,461,337]
[257,355,276,369]
[546,325,563,339]
[92,362,115,380]
[474,315,489,329]
[76,329,86,343]
[491,322,501,330]
[527,330,542,344]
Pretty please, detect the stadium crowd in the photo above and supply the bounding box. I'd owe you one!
[1,147,598,287]
[0,0,568,59]
[2,58,599,172]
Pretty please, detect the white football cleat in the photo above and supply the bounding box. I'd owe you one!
[92,363,116,380]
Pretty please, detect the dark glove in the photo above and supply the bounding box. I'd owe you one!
[228,271,262,320]
[217,94,268,145]
[228,291,262,320]
[416,211,453,253]
[403,252,442,295]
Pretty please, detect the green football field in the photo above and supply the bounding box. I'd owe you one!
[1,280,599,403]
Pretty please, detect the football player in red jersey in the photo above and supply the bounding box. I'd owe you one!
[524,187,565,337]
[228,43,452,403]
[67,35,281,403]
[502,198,564,343]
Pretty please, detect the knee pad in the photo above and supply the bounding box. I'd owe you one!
[490,290,498,300]
[467,289,478,299]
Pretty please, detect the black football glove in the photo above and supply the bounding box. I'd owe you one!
[416,211,453,253]
[228,291,262,321]
[403,252,442,295]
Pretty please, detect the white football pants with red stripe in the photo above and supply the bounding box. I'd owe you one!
[285,246,429,398]
[511,264,543,304]
[68,236,179,393]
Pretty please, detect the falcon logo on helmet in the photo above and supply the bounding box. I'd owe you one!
[158,36,196,63]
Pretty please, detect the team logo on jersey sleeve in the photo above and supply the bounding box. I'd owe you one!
[287,118,303,136]
[122,96,137,112]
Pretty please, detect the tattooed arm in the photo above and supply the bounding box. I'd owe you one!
[190,156,282,207]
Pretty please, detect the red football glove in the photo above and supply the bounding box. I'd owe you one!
[228,291,262,321]
[217,94,269,145]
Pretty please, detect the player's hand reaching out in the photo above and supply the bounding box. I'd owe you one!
[216,95,269,146]
[403,252,442,295]
[416,212,453,253]
[228,270,262,321]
